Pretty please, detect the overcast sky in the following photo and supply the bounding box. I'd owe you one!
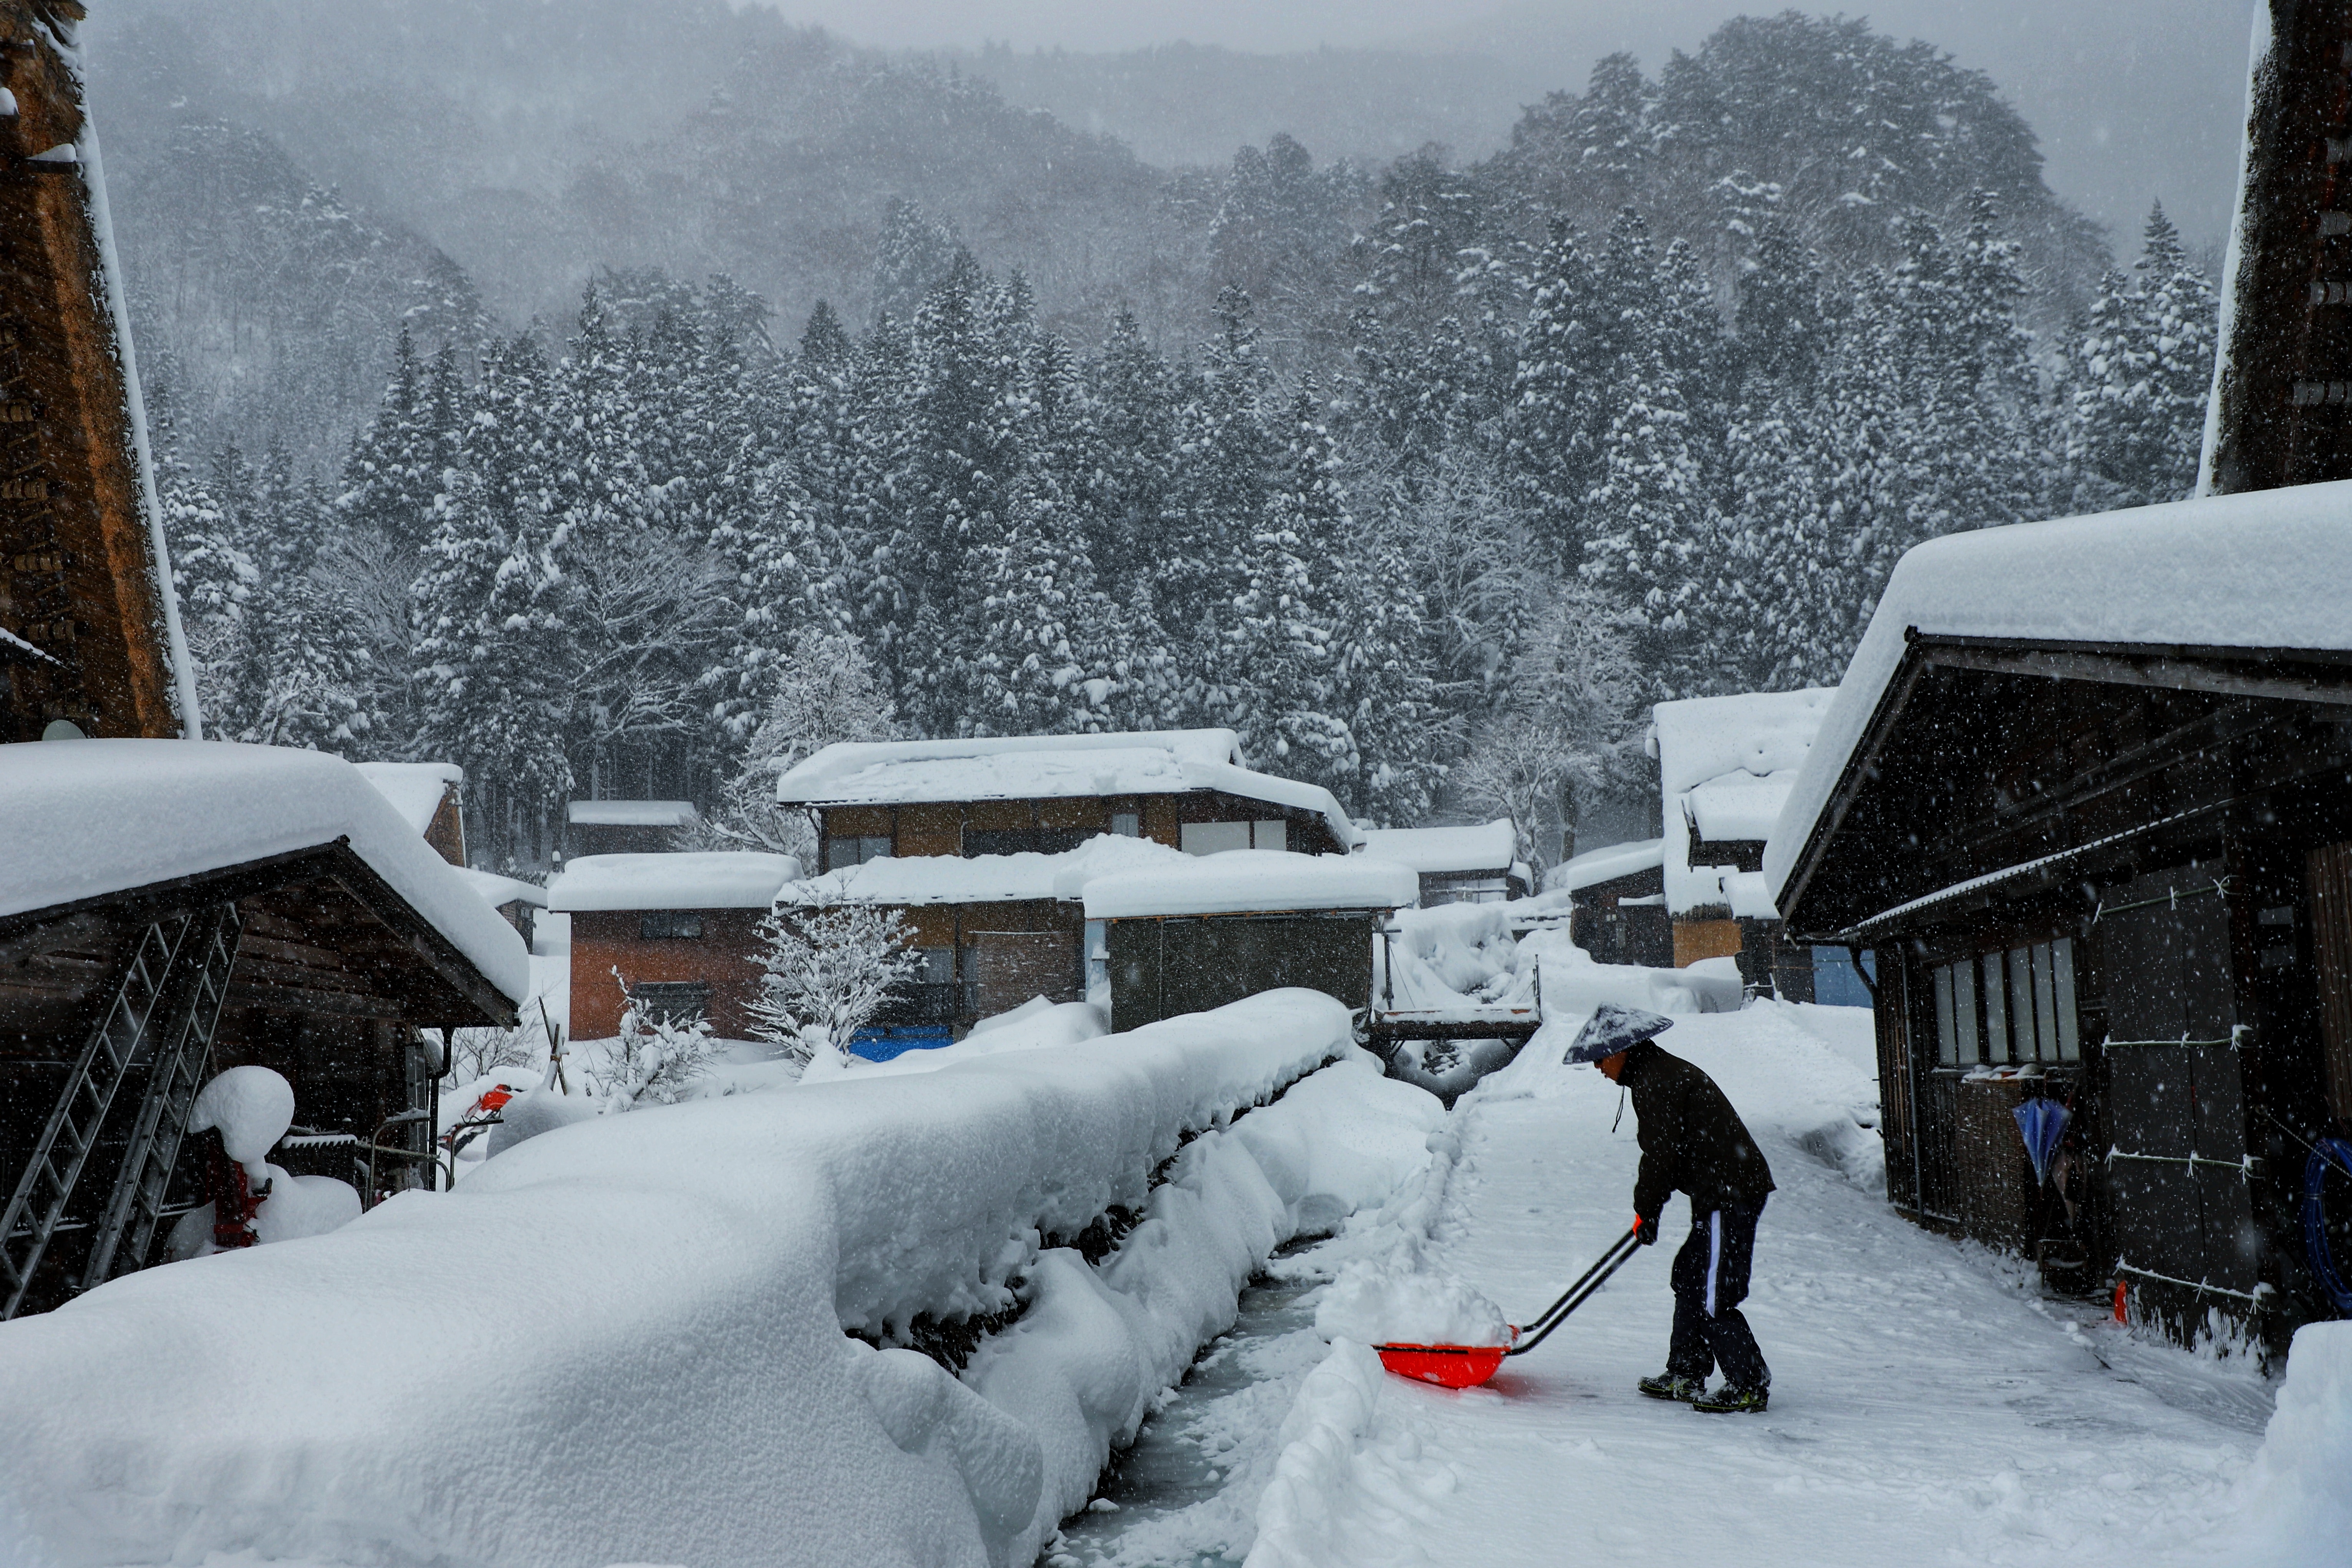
[751,0,2256,249]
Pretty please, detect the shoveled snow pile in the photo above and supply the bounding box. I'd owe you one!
[1315,1260,1508,1348]
[2229,1320,2352,1565]
[0,991,1444,1568]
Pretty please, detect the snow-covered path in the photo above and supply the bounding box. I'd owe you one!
[1315,1008,2270,1568]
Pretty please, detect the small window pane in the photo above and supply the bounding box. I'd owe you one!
[2008,947,2035,1064]
[2052,937,2080,1060]
[640,911,704,940]
[1111,812,1141,838]
[1982,952,2009,1064]
[862,835,893,862]
[2033,941,2059,1061]
[1954,959,1980,1065]
[1252,819,1288,851]
[920,947,956,985]
[1180,821,1251,855]
[1934,965,1957,1066]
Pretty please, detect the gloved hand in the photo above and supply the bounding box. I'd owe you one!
[1634,1213,1658,1246]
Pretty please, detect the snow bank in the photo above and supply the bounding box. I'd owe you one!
[1085,851,1418,919]
[0,739,527,1004]
[1357,820,1516,875]
[0,991,1445,1568]
[353,760,461,836]
[2231,1321,2352,1564]
[781,833,1186,907]
[1651,688,1833,918]
[1518,932,1744,1019]
[1769,483,2352,903]
[546,850,799,911]
[1315,1262,1507,1348]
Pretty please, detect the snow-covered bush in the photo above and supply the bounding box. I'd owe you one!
[749,892,922,1069]
[595,970,720,1106]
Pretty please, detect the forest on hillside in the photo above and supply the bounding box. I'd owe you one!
[129,12,2218,870]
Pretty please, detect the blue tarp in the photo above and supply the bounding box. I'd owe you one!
[849,1025,953,1062]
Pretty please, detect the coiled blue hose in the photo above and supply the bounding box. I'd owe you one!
[2305,1138,2352,1317]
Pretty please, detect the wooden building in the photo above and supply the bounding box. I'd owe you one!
[1084,853,1420,1033]
[0,0,201,745]
[2204,0,2352,495]
[1358,820,1530,905]
[1653,688,1833,998]
[1768,487,2352,1348]
[565,799,698,858]
[0,741,526,1318]
[1553,838,1673,969]
[776,729,1361,870]
[548,852,800,1041]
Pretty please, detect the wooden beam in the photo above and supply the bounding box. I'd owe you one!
[1918,639,2352,708]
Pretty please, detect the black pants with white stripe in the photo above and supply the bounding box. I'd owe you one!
[1666,1197,1770,1391]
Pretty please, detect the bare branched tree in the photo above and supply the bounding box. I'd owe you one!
[595,970,721,1106]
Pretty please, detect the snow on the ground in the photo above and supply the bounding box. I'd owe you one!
[1233,1003,2290,1568]
[0,991,1445,1568]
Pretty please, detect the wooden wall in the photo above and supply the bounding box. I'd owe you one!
[0,0,184,741]
[570,908,767,1040]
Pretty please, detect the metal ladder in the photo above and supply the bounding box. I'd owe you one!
[0,902,244,1320]
[80,902,245,1291]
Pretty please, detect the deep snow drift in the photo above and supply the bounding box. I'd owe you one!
[0,991,1444,1568]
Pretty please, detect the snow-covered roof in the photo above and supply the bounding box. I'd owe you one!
[1084,851,1419,919]
[453,867,547,911]
[546,852,800,912]
[0,739,527,1003]
[1649,688,1833,918]
[1358,819,1517,875]
[1766,482,2352,905]
[1548,837,1665,894]
[355,761,462,836]
[775,729,1364,849]
[780,834,1190,907]
[566,799,697,828]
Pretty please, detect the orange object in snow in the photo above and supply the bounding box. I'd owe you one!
[1373,1226,1643,1391]
[1376,1335,1514,1389]
[477,1085,517,1115]
[2112,1278,2129,1323]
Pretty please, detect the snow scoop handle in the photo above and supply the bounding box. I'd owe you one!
[1506,1227,1643,1357]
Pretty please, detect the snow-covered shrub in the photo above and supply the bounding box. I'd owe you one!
[749,891,922,1070]
[594,970,719,1106]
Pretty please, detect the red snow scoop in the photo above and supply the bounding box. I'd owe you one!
[1376,1224,1644,1389]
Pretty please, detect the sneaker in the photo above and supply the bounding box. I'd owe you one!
[1638,1373,1706,1402]
[1691,1384,1769,1414]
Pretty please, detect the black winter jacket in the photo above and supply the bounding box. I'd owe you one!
[1621,1042,1775,1222]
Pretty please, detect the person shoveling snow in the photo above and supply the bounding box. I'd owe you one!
[1565,1002,1777,1414]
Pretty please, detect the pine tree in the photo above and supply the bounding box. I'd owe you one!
[2063,202,2216,509]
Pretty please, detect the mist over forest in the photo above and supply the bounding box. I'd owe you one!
[85,0,2222,868]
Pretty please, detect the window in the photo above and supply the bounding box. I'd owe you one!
[1180,821,1251,855]
[1929,941,2079,1067]
[1085,919,1109,996]
[1179,819,1287,856]
[639,911,703,940]
[825,834,893,871]
[631,981,710,1025]
[1111,811,1141,839]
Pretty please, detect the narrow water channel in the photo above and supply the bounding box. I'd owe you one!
[1044,1246,1332,1568]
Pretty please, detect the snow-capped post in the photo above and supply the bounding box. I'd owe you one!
[748,889,921,1072]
